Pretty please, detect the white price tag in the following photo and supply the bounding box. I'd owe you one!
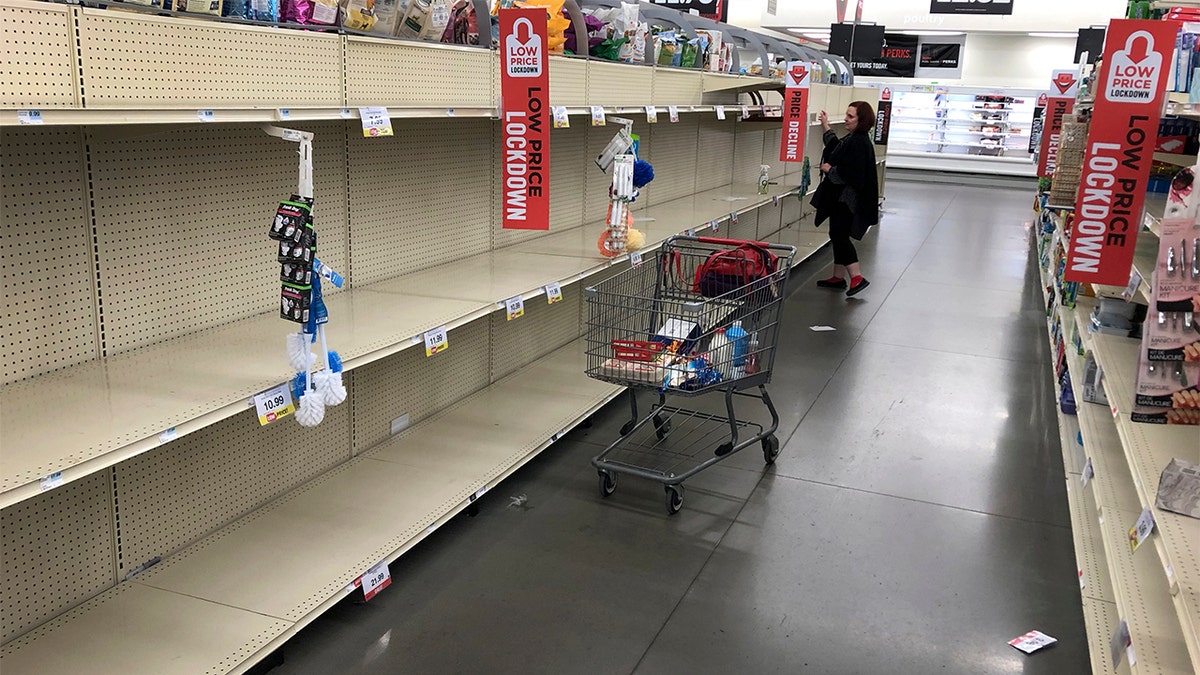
[158,427,177,444]
[276,109,291,120]
[1081,458,1094,488]
[1078,569,1086,589]
[1143,213,1155,230]
[552,106,569,128]
[711,219,719,233]
[470,486,487,501]
[282,129,303,142]
[773,195,781,206]
[646,105,658,123]
[197,109,215,123]
[17,110,44,125]
[730,212,738,225]
[590,106,606,126]
[359,562,391,601]
[40,472,63,491]
[1122,269,1142,302]
[253,383,295,426]
[686,228,696,237]
[424,326,448,356]
[1128,507,1155,552]
[544,282,563,304]
[340,108,354,119]
[741,105,750,119]
[505,295,525,321]
[1008,630,1057,654]
[715,105,726,120]
[630,251,644,266]
[446,108,455,117]
[358,106,393,137]
[668,105,679,122]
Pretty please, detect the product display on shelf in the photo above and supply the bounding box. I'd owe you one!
[1135,164,1200,424]
[885,85,1038,175]
[1032,16,1200,668]
[585,235,795,514]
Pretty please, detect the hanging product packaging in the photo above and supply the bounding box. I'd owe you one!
[281,282,312,323]
[439,0,480,45]
[281,262,313,285]
[397,0,432,37]
[176,0,223,15]
[284,0,339,24]
[420,0,451,40]
[223,0,278,21]
[342,0,399,32]
[270,196,313,243]
[278,228,315,266]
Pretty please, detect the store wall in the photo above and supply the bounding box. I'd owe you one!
[735,0,1126,34]
[861,34,1077,89]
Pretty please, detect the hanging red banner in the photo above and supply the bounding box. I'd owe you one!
[1065,20,1176,284]
[780,62,810,163]
[500,9,550,230]
[1037,69,1078,179]
[874,86,892,146]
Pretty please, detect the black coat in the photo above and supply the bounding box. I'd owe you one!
[811,129,880,240]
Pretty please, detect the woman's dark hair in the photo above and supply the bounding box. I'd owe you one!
[848,100,876,134]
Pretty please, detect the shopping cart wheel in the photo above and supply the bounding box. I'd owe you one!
[620,420,636,436]
[762,435,780,465]
[665,485,684,515]
[653,414,671,440]
[598,470,617,497]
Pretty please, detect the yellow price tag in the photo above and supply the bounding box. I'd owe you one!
[506,296,525,321]
[424,326,449,356]
[253,384,295,426]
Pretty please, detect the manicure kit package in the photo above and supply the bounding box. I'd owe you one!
[1135,165,1200,424]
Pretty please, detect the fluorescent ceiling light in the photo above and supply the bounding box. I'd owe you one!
[898,30,964,36]
[1028,32,1077,38]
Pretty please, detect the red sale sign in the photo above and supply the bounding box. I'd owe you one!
[1065,20,1175,284]
[500,9,549,230]
[1037,69,1078,179]
[780,62,810,163]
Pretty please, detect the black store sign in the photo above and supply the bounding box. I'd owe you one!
[920,43,961,69]
[831,30,919,78]
[930,0,1013,14]
[647,0,727,22]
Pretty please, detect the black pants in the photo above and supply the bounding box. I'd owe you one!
[828,203,858,266]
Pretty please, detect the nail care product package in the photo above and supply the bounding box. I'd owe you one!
[1135,164,1200,424]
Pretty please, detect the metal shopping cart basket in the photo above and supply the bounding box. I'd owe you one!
[584,235,796,514]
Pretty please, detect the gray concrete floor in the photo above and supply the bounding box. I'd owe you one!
[270,178,1088,674]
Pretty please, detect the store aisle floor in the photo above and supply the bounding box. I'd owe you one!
[270,178,1088,674]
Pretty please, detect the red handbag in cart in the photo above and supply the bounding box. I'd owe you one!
[681,238,779,298]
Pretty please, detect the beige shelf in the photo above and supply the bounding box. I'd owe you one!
[1097,505,1197,674]
[1082,597,1123,674]
[1154,153,1198,169]
[0,338,624,674]
[0,182,803,510]
[0,583,291,674]
[1088,330,1200,673]
[0,0,789,125]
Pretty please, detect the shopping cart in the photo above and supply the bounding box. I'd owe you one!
[584,235,796,514]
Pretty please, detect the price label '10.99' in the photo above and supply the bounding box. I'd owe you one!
[253,384,295,426]
[425,326,449,356]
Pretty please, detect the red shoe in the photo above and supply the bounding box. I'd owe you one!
[816,276,847,289]
[846,276,870,296]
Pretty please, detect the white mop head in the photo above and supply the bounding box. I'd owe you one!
[294,390,326,427]
[287,333,316,372]
[313,369,347,406]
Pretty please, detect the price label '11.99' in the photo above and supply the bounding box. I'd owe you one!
[425,326,449,356]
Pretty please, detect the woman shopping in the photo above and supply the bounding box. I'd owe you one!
[811,101,880,297]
